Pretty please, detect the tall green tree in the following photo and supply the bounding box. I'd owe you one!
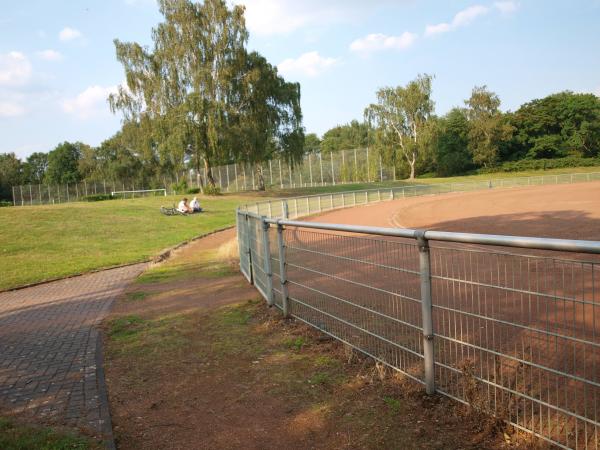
[465,86,513,167]
[321,120,370,153]
[23,152,48,184]
[508,91,600,159]
[435,109,473,176]
[0,153,23,201]
[304,133,321,153]
[365,74,434,179]
[229,51,304,189]
[110,0,248,186]
[45,142,85,184]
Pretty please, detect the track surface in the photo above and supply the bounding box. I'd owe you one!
[308,182,600,242]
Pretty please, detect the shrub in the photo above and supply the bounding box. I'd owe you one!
[170,180,188,194]
[0,200,12,207]
[479,157,600,173]
[203,184,221,196]
[186,188,201,194]
[82,194,114,202]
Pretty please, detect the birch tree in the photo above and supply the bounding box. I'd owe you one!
[109,0,248,186]
[365,74,434,179]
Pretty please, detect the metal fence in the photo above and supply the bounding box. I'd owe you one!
[12,148,600,205]
[236,186,600,449]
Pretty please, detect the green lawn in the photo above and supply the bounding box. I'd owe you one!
[0,194,262,291]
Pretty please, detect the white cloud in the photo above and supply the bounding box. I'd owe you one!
[494,1,519,14]
[59,27,83,42]
[236,0,397,36]
[36,49,63,62]
[0,101,26,118]
[350,32,417,54]
[594,86,600,97]
[61,85,118,119]
[0,52,32,87]
[278,51,338,78]
[425,4,489,37]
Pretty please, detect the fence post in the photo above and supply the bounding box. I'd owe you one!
[282,200,289,219]
[245,215,253,284]
[416,230,435,395]
[276,222,290,318]
[261,218,274,306]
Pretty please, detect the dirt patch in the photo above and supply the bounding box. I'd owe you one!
[103,229,540,450]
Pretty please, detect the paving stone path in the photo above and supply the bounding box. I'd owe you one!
[0,263,147,441]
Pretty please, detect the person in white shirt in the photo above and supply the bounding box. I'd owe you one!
[177,198,192,214]
[190,196,202,212]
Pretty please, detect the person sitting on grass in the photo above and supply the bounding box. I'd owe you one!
[177,197,192,214]
[190,196,202,212]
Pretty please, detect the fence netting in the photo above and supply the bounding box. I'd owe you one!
[237,184,600,449]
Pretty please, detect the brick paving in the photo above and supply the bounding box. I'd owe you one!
[0,263,146,440]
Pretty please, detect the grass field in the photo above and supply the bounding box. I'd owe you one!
[0,194,263,291]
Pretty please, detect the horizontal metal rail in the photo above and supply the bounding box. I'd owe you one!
[269,218,600,255]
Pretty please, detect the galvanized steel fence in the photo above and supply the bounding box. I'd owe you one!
[237,185,600,449]
[10,153,600,205]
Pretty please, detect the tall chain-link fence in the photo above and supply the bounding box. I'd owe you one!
[237,184,600,450]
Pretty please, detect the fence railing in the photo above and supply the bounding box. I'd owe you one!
[11,149,600,206]
[236,182,600,449]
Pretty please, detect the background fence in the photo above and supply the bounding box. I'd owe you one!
[12,145,600,206]
[237,184,600,449]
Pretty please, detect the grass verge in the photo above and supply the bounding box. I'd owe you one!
[0,417,99,450]
[0,193,261,291]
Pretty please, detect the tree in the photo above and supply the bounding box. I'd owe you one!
[0,153,23,201]
[304,133,321,153]
[110,0,248,187]
[465,86,513,167]
[23,152,48,184]
[365,74,434,179]
[435,109,473,176]
[228,51,304,190]
[45,142,84,184]
[321,120,369,153]
[508,91,600,160]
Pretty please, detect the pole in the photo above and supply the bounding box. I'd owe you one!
[331,152,336,185]
[234,164,239,191]
[366,147,370,182]
[278,159,283,189]
[19,185,24,206]
[379,155,383,182]
[319,153,324,185]
[309,153,313,186]
[277,223,290,318]
[29,184,33,206]
[261,218,274,306]
[282,200,289,219]
[342,150,346,183]
[354,148,358,182]
[12,186,16,206]
[416,231,435,395]
[269,160,273,188]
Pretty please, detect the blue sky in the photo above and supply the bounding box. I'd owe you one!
[1,0,599,159]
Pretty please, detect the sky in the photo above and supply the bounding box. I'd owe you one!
[1,0,600,159]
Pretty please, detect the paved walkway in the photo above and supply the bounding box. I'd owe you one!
[0,264,146,441]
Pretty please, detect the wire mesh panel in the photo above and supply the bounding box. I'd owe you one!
[283,229,426,382]
[429,246,600,449]
[247,215,269,301]
[237,212,252,282]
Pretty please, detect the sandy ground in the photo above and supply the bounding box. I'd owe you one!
[307,182,600,241]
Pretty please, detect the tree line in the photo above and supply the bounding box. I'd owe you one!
[309,76,600,179]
